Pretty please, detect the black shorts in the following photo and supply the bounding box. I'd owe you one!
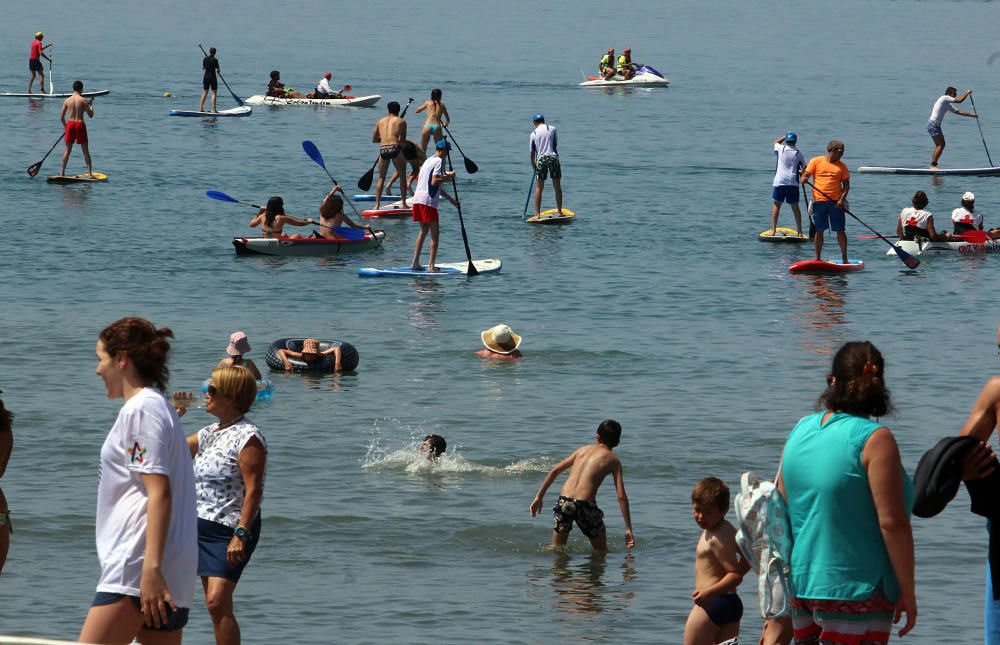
[29,59,43,72]
[380,144,400,160]
[91,592,189,631]
[203,76,218,91]
[552,496,605,538]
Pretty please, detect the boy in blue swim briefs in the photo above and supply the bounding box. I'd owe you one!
[529,420,634,551]
[684,477,748,645]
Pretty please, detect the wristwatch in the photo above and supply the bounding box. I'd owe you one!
[234,526,251,542]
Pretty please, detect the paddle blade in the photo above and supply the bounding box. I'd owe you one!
[302,140,325,168]
[332,226,365,240]
[26,162,42,177]
[358,166,375,191]
[463,157,479,174]
[892,244,920,269]
[467,262,480,276]
[958,230,991,244]
[206,190,240,203]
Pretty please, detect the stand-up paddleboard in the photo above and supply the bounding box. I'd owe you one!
[0,89,110,98]
[760,227,809,243]
[353,193,398,202]
[788,258,864,274]
[169,105,251,117]
[362,200,412,218]
[358,258,502,277]
[47,172,108,184]
[858,166,1000,176]
[526,208,575,224]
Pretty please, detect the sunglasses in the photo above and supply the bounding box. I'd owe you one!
[206,384,219,396]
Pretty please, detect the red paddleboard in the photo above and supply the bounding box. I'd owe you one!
[789,259,864,274]
[362,200,412,218]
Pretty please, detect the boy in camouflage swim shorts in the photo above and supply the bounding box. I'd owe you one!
[529,420,634,551]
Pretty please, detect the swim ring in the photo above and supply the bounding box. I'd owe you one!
[264,338,359,373]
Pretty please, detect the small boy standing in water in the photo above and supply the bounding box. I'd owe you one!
[684,477,747,645]
[529,420,634,550]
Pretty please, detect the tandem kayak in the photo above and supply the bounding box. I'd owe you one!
[264,338,359,372]
[858,166,1000,176]
[245,94,381,108]
[170,105,251,117]
[232,231,384,256]
[887,239,1000,256]
[579,65,669,87]
[789,259,864,274]
[0,89,110,98]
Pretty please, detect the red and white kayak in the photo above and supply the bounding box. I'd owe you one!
[232,231,384,256]
[362,200,412,218]
[245,94,381,108]
[788,259,864,274]
[887,239,1000,256]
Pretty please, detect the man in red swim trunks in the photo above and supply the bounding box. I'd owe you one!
[28,32,52,94]
[59,80,95,177]
[409,139,458,272]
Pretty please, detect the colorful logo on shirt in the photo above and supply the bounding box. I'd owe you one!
[128,442,147,464]
[905,216,918,226]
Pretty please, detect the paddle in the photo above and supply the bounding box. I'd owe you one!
[444,142,479,276]
[47,53,54,95]
[804,180,919,269]
[522,169,536,220]
[205,190,365,240]
[26,132,65,177]
[198,44,243,107]
[358,97,413,191]
[441,125,478,174]
[302,140,381,247]
[969,92,994,167]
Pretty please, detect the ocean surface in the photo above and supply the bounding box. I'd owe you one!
[2,0,1000,642]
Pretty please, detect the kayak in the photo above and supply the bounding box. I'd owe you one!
[887,239,1000,256]
[579,65,669,87]
[789,259,864,274]
[358,258,502,277]
[526,208,575,224]
[169,105,251,117]
[858,166,1000,176]
[362,200,412,218]
[760,227,809,243]
[0,89,109,98]
[264,338,359,372]
[232,231,385,256]
[47,172,108,183]
[245,94,381,108]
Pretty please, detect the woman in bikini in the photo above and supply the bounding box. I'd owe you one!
[248,196,314,239]
[315,186,367,240]
[415,88,450,153]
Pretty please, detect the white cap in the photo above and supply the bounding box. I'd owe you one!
[963,191,976,201]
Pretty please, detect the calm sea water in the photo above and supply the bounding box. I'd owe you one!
[2,0,1000,642]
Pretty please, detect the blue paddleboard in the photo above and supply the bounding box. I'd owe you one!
[358,258,502,277]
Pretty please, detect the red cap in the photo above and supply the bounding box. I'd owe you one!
[325,72,332,79]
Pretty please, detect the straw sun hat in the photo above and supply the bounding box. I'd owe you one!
[481,324,522,354]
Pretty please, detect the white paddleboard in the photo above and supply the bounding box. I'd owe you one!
[358,258,502,277]
[858,166,1000,176]
[169,105,251,117]
[0,90,109,98]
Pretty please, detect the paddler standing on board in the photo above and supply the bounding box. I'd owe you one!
[28,32,52,94]
[530,114,564,218]
[371,101,409,211]
[59,80,94,178]
[770,132,805,236]
[198,47,219,113]
[800,140,850,264]
[928,87,977,168]
[410,140,459,273]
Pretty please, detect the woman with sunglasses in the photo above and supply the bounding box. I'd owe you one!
[81,317,197,645]
[187,366,266,645]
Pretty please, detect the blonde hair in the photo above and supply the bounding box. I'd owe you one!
[211,366,257,413]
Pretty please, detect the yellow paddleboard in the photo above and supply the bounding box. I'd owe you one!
[526,208,575,224]
[47,172,109,184]
[759,227,808,243]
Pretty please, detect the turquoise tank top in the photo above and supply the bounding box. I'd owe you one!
[781,411,914,601]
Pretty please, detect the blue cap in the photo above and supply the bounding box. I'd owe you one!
[532,113,544,122]
[435,139,451,151]
[785,132,797,143]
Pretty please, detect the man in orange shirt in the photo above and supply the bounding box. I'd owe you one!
[801,140,850,263]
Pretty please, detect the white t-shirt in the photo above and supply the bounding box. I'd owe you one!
[899,207,933,230]
[412,155,447,209]
[952,206,984,228]
[95,388,197,608]
[773,143,805,187]
[195,418,267,528]
[530,124,558,159]
[929,95,958,123]
[317,78,334,95]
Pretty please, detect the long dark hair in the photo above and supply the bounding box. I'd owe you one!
[265,196,284,228]
[819,341,893,418]
[99,317,174,391]
[431,88,442,102]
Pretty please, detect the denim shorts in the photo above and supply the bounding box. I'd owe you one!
[198,515,261,582]
[772,185,800,204]
[812,200,845,232]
